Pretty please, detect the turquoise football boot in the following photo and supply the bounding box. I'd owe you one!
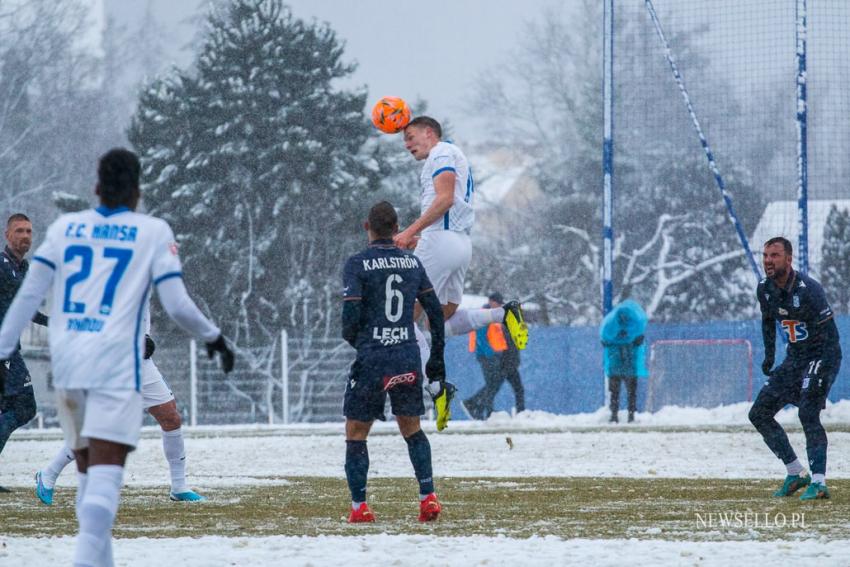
[35,471,54,505]
[170,489,207,502]
[772,473,810,497]
[799,482,830,501]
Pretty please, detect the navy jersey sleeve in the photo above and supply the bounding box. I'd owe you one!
[342,256,362,300]
[416,264,434,296]
[756,280,770,319]
[807,281,834,325]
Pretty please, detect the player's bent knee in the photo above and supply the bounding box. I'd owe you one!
[396,415,421,437]
[748,403,767,427]
[12,391,37,426]
[23,393,37,423]
[149,400,181,431]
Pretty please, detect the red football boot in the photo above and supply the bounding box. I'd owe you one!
[418,493,442,522]
[348,502,375,523]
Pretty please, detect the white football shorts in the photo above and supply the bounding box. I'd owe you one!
[141,359,175,409]
[414,230,472,305]
[56,388,143,450]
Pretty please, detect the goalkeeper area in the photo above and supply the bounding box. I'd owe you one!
[3,408,850,566]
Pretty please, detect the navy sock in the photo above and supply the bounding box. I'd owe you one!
[800,400,828,476]
[807,444,827,476]
[404,430,434,495]
[345,440,369,503]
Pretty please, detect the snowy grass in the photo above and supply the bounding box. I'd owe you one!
[2,477,848,540]
[4,405,850,565]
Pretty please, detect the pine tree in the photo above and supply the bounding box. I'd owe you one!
[129,0,381,345]
[821,205,850,314]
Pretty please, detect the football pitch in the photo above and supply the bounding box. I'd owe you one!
[2,476,848,541]
[4,413,850,565]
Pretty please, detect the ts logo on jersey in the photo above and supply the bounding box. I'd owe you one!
[780,320,808,343]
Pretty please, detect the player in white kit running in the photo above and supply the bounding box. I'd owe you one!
[395,117,528,426]
[0,149,234,567]
[36,325,207,505]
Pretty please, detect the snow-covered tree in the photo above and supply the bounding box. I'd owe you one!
[0,0,121,223]
[821,205,850,314]
[129,0,382,345]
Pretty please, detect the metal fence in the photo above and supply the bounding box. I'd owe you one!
[25,331,359,428]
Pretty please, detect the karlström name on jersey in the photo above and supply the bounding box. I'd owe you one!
[362,256,419,271]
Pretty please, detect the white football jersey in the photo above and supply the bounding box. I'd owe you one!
[32,206,183,390]
[419,141,475,234]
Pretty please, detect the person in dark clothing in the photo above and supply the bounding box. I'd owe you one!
[341,201,448,523]
[463,293,525,419]
[601,300,648,423]
[750,237,842,501]
[0,213,49,492]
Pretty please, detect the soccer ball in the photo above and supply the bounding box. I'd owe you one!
[371,96,411,134]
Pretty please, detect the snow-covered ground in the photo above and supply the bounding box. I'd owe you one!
[6,401,850,486]
[3,402,850,566]
[3,535,850,567]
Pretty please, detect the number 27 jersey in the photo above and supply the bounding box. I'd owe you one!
[342,240,434,351]
[33,207,183,390]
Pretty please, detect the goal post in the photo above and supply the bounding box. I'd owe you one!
[647,339,753,412]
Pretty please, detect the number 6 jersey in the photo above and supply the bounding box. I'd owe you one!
[342,239,434,351]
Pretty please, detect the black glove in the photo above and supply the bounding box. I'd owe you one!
[144,334,156,359]
[632,335,645,347]
[206,335,234,373]
[761,358,774,376]
[425,354,446,384]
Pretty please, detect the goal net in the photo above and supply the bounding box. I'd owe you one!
[647,339,753,411]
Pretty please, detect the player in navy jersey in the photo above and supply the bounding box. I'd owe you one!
[341,201,448,523]
[750,237,842,500]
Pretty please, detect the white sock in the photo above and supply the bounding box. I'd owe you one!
[100,537,114,567]
[75,472,88,522]
[414,324,430,379]
[445,308,503,336]
[352,501,364,510]
[73,464,123,567]
[812,473,825,485]
[785,459,804,476]
[162,428,188,494]
[42,445,76,489]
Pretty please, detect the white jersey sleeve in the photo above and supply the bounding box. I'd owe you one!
[32,208,219,390]
[419,141,475,234]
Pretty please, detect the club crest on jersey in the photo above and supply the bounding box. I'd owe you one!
[793,295,800,308]
[382,371,417,391]
[780,319,808,343]
[778,308,788,315]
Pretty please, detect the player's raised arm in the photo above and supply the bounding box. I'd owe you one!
[395,173,455,250]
